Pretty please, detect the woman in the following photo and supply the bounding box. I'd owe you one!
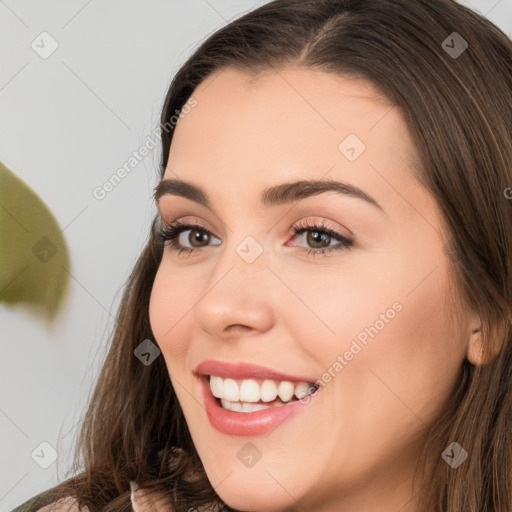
[11,0,511,511]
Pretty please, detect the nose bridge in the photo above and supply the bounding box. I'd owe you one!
[212,204,272,272]
[192,229,277,335]
[213,230,271,293]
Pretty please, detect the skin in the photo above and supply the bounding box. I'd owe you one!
[148,67,483,512]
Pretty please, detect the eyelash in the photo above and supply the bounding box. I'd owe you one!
[156,219,354,257]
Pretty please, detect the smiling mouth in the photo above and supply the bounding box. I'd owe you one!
[208,375,319,412]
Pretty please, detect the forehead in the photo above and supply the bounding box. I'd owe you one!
[172,66,397,142]
[164,66,419,210]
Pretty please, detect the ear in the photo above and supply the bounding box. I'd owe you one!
[463,301,487,366]
[466,325,485,366]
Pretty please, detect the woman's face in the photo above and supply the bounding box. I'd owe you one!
[149,67,475,512]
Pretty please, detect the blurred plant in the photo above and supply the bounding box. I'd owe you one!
[0,161,71,324]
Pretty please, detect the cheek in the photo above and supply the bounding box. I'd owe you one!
[286,257,402,364]
[148,262,197,361]
[337,253,465,421]
[313,239,465,415]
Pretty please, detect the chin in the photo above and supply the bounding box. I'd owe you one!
[217,487,295,512]
[202,463,305,512]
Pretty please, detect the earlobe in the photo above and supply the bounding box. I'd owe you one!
[466,327,485,366]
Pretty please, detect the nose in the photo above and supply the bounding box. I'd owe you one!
[192,237,276,341]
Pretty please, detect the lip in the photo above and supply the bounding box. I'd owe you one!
[194,360,317,383]
[197,374,317,436]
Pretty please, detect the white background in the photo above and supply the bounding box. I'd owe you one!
[1,1,511,510]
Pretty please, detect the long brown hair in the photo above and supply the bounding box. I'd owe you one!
[44,1,511,510]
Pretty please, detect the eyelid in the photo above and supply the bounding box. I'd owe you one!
[160,214,215,232]
[288,216,351,237]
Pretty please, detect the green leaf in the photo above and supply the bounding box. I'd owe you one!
[0,161,71,324]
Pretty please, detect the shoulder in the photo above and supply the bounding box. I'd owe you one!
[129,482,225,512]
[130,481,175,511]
[10,491,88,512]
[36,497,89,512]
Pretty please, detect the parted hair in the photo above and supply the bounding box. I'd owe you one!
[30,1,511,511]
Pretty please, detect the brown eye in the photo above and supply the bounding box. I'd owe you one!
[187,229,211,247]
[157,221,221,256]
[305,230,331,249]
[291,221,354,255]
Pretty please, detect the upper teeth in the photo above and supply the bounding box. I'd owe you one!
[209,375,316,403]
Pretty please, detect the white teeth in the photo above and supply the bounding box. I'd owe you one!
[295,382,312,399]
[230,402,243,412]
[223,378,239,401]
[210,375,223,398]
[221,399,274,413]
[260,380,277,402]
[241,402,270,412]
[239,379,260,402]
[277,381,295,402]
[220,399,231,411]
[208,375,316,406]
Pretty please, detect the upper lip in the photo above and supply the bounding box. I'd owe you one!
[194,360,316,383]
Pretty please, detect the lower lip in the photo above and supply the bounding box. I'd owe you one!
[198,376,316,436]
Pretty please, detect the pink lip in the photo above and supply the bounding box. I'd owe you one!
[194,360,316,383]
[197,375,317,436]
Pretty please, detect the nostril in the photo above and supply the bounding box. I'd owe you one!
[225,324,251,333]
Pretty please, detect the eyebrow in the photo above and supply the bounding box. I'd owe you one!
[154,178,385,213]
